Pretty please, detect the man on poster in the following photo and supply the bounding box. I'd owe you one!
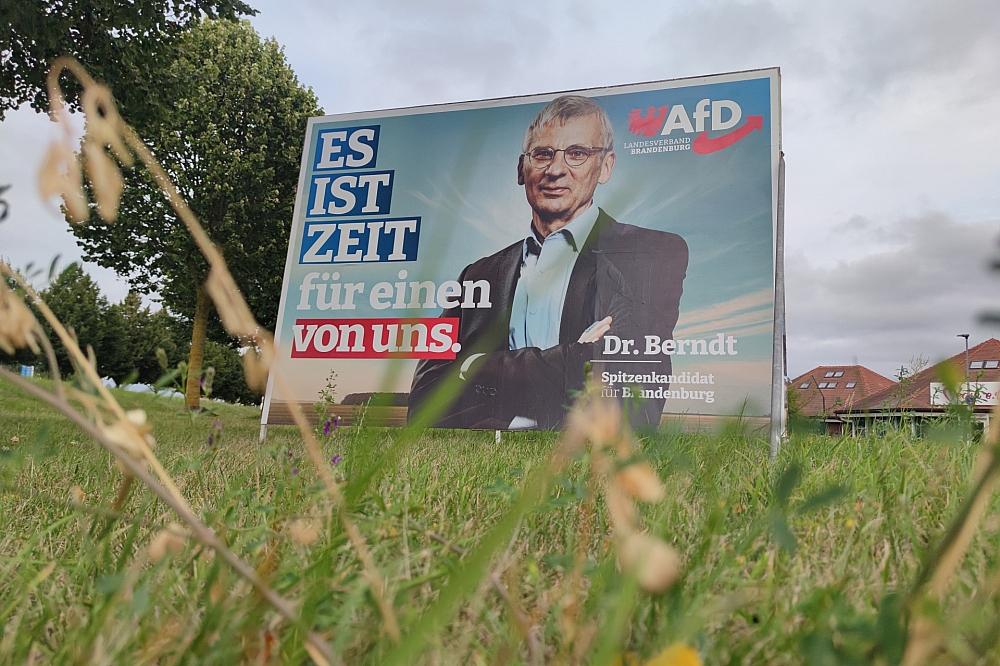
[409,95,688,430]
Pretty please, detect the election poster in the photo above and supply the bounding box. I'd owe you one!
[261,68,783,432]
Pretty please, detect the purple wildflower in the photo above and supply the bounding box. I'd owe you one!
[331,454,343,466]
[207,419,223,447]
[334,415,341,429]
[323,418,332,436]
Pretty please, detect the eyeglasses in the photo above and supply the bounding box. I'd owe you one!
[523,145,611,168]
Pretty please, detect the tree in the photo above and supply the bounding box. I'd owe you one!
[39,263,115,378]
[108,291,183,384]
[202,340,259,404]
[0,0,255,121]
[70,19,321,409]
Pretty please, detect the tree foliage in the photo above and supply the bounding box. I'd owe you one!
[71,18,319,329]
[0,0,256,120]
[69,19,320,407]
[39,263,113,377]
[202,340,258,404]
[4,263,258,402]
[108,291,182,383]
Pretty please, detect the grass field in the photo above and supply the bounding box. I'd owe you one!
[2,378,999,665]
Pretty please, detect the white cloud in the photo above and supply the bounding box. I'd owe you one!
[786,212,1000,377]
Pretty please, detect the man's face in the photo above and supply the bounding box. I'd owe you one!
[521,113,615,227]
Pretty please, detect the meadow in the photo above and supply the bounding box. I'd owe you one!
[2,378,999,665]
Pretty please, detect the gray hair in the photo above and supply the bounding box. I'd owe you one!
[522,95,614,152]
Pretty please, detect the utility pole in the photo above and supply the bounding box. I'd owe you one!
[958,333,970,383]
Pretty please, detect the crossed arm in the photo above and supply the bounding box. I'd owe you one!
[407,315,610,429]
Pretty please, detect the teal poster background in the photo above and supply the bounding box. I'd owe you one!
[264,69,781,424]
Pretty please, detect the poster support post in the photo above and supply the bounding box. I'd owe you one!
[770,152,787,460]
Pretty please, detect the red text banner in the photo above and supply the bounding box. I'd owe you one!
[290,317,461,359]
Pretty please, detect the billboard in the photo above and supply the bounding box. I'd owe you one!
[930,382,1000,406]
[261,69,783,432]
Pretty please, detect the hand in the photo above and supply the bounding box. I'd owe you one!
[578,316,612,344]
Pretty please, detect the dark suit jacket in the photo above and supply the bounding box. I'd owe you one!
[408,209,688,430]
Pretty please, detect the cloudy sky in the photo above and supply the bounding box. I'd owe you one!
[2,0,999,380]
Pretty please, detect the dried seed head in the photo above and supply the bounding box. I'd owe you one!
[148,523,187,562]
[615,462,665,503]
[69,485,86,505]
[605,482,637,535]
[582,394,623,446]
[83,138,123,222]
[617,532,681,593]
[287,518,321,546]
[242,333,274,392]
[0,278,41,355]
[38,141,89,223]
[125,409,147,427]
[80,85,132,167]
[100,410,154,459]
[562,388,623,457]
[155,347,169,370]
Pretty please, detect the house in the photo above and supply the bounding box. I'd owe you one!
[837,338,1000,436]
[788,365,896,435]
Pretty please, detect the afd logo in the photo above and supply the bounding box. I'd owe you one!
[627,99,763,154]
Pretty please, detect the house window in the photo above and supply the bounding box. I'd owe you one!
[799,382,810,389]
[824,371,835,378]
[970,361,984,369]
[846,382,856,388]
[985,360,999,369]
[833,371,844,377]
[817,382,838,389]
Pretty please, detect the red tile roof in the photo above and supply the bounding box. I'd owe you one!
[789,365,896,417]
[844,338,1000,412]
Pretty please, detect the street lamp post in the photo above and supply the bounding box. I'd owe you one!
[958,333,970,384]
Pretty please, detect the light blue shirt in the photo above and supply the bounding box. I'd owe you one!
[508,204,600,350]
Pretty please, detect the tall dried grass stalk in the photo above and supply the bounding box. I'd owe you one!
[0,56,410,664]
[901,399,1000,664]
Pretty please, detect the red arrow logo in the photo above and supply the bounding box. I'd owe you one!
[692,115,764,154]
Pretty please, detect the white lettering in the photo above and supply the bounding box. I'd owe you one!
[346,128,376,168]
[712,100,741,131]
[384,219,418,260]
[316,131,347,168]
[335,222,366,262]
[661,105,694,135]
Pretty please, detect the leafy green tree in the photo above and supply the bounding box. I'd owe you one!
[108,292,183,384]
[98,298,131,380]
[70,19,321,409]
[140,310,184,384]
[202,340,259,404]
[0,0,255,120]
[39,263,113,377]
